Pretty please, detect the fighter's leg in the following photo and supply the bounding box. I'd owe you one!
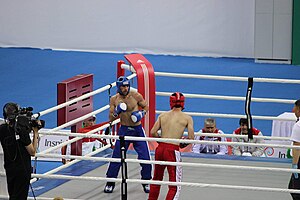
[149,146,166,200]
[133,140,152,180]
[166,150,182,200]
[106,127,130,178]
[132,125,152,180]
[106,140,121,178]
[104,139,130,193]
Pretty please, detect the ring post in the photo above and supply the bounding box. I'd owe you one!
[245,77,254,140]
[117,54,157,150]
[120,135,127,200]
[123,54,156,136]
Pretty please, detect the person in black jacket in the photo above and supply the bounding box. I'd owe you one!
[0,102,39,200]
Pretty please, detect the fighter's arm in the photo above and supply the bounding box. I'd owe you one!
[180,115,194,149]
[136,92,149,112]
[187,115,194,140]
[150,115,161,138]
[109,96,117,122]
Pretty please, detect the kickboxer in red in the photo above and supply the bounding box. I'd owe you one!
[149,92,194,200]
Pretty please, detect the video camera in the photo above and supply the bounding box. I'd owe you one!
[3,103,45,134]
[16,107,45,132]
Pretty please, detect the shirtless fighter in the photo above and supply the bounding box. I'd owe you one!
[104,76,152,193]
[148,92,194,200]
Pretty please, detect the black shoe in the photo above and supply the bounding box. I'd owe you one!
[142,184,150,193]
[104,182,115,193]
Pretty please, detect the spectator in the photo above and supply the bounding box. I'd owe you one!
[61,115,100,164]
[80,115,100,155]
[192,118,227,155]
[232,118,264,157]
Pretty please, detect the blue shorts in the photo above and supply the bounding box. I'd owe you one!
[106,124,152,180]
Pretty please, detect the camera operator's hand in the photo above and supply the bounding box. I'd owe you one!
[31,124,40,155]
[32,126,39,133]
[25,125,39,156]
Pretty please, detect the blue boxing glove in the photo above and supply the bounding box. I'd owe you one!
[292,164,299,179]
[131,110,146,123]
[112,103,127,118]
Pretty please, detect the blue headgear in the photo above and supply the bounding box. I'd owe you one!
[116,76,130,95]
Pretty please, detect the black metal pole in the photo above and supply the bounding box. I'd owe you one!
[120,135,127,200]
[245,77,254,140]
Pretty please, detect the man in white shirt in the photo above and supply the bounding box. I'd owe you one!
[192,118,227,155]
[289,99,300,200]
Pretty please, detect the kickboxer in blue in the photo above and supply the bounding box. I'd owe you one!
[104,76,152,193]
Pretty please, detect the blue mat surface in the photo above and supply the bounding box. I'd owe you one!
[30,148,112,197]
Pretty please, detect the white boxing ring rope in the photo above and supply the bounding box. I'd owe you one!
[39,118,119,155]
[29,133,300,174]
[4,173,300,195]
[156,91,295,104]
[38,130,300,150]
[2,134,300,195]
[1,70,299,199]
[0,135,300,193]
[154,71,300,84]
[33,153,300,174]
[30,143,113,184]
[157,110,295,122]
[193,132,291,141]
[121,64,300,84]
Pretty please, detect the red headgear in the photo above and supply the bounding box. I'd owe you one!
[170,92,185,110]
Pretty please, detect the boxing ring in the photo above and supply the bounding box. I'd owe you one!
[1,54,300,200]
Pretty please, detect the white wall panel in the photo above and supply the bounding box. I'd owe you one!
[0,0,255,58]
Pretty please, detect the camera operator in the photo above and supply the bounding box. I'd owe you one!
[0,102,40,200]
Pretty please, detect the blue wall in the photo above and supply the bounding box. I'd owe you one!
[1,48,300,136]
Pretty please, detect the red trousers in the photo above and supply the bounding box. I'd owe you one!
[148,142,182,200]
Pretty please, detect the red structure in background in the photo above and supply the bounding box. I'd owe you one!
[117,54,157,150]
[57,74,94,156]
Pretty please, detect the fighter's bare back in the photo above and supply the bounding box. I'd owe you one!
[151,108,194,145]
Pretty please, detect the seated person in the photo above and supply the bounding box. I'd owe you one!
[79,115,100,155]
[232,118,265,157]
[61,115,105,164]
[192,118,228,155]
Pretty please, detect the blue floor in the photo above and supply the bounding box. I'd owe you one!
[1,47,300,136]
[32,160,63,174]
[30,149,112,197]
